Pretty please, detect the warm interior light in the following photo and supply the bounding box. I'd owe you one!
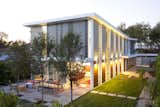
[85,65,90,71]
[94,64,98,70]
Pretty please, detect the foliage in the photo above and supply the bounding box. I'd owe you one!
[151,54,160,107]
[154,96,160,107]
[149,22,160,50]
[0,92,44,107]
[52,101,63,107]
[0,32,8,40]
[118,22,160,52]
[0,61,10,84]
[0,32,8,49]
[137,68,146,79]
[50,32,83,78]
[7,41,32,81]
[118,22,151,43]
[50,32,83,102]
[31,32,55,103]
[31,33,46,75]
[0,92,18,107]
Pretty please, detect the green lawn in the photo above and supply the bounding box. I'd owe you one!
[65,74,145,107]
[65,93,136,107]
[94,74,145,97]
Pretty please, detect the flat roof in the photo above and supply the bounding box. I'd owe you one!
[24,13,137,40]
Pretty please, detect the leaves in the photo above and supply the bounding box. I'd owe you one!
[7,41,32,81]
[0,92,18,107]
[50,32,83,80]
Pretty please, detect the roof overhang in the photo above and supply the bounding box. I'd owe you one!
[121,54,137,59]
[24,13,137,40]
[136,53,158,57]
[121,53,158,59]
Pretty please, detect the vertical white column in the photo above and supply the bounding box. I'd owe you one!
[114,33,116,56]
[122,38,124,56]
[42,25,49,80]
[98,24,102,85]
[106,29,110,81]
[88,19,94,90]
[121,38,125,73]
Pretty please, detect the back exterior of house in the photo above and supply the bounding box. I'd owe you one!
[24,13,137,89]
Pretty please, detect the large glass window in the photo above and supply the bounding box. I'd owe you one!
[102,26,107,56]
[116,34,118,53]
[110,31,114,53]
[130,40,135,54]
[120,37,122,53]
[124,39,128,55]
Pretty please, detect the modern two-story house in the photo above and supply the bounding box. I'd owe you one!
[24,13,137,89]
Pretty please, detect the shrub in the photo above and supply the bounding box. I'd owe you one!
[153,54,160,107]
[137,68,145,79]
[0,91,18,107]
[52,101,63,107]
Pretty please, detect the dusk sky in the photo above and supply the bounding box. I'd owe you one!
[0,0,159,42]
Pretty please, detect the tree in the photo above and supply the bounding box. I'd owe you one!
[8,41,32,95]
[117,23,127,33]
[149,22,160,51]
[118,23,151,43]
[31,32,54,103]
[0,62,8,84]
[0,92,18,107]
[50,32,83,102]
[0,32,8,49]
[0,32,8,40]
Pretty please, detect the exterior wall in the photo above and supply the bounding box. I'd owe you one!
[29,16,136,89]
[91,19,127,87]
[47,20,88,58]
[124,57,136,70]
[47,21,88,82]
[136,56,157,66]
[30,26,42,42]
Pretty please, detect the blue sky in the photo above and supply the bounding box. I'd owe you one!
[0,0,159,42]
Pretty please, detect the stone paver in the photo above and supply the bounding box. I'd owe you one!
[136,86,152,107]
[90,90,137,100]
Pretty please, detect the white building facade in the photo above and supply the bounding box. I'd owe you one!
[25,13,137,89]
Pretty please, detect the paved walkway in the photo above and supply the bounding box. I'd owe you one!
[0,85,90,106]
[136,86,152,107]
[126,66,154,107]
[91,90,137,100]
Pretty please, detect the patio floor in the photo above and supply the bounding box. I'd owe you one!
[0,84,90,106]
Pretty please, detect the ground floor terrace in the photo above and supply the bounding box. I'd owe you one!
[1,65,152,107]
[66,65,154,107]
[0,81,90,106]
[47,56,136,89]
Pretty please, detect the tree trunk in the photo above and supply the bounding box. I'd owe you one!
[30,72,33,80]
[42,72,44,103]
[41,62,44,103]
[70,80,73,102]
[17,75,20,96]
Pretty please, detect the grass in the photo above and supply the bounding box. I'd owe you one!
[94,74,145,97]
[65,93,136,107]
[65,74,145,107]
